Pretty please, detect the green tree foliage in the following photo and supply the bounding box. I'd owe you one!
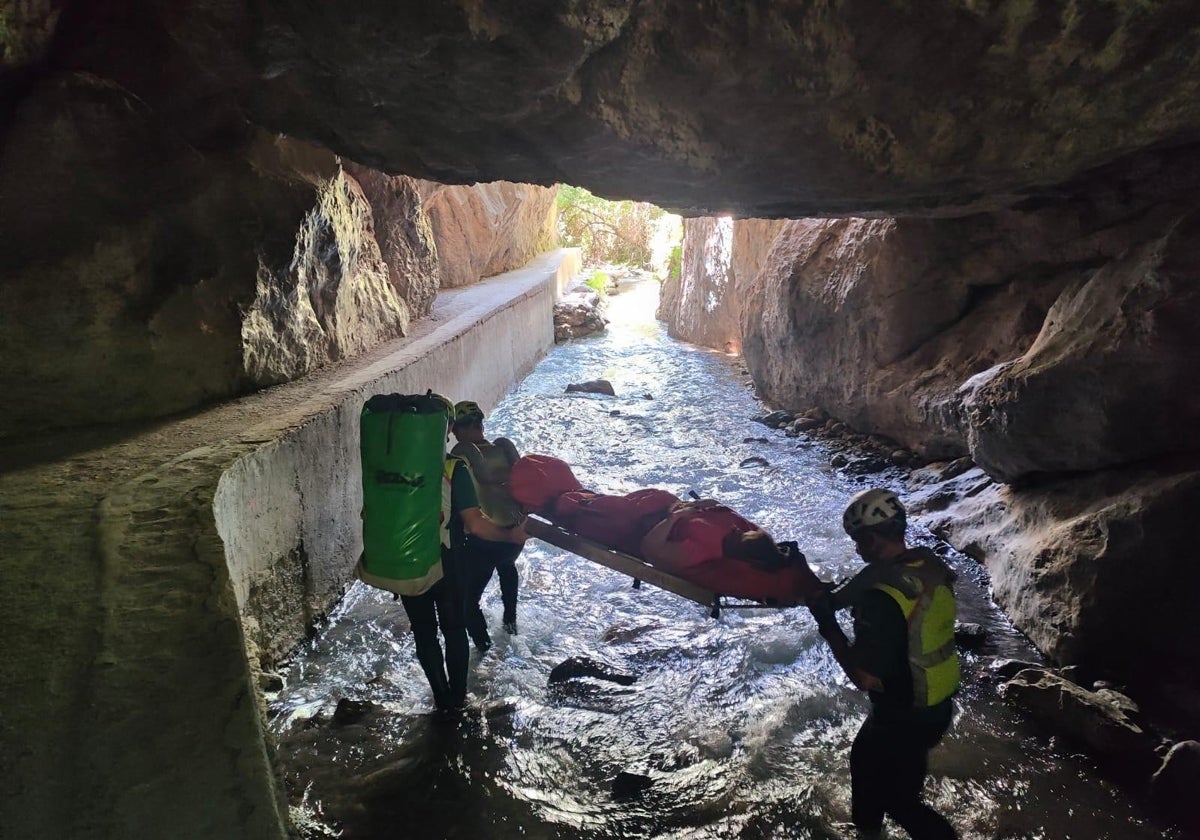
[557,185,665,267]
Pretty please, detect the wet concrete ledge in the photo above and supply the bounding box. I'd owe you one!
[0,249,580,840]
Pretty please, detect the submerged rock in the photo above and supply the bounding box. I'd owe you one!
[954,622,987,650]
[331,698,377,727]
[565,379,616,396]
[738,456,770,469]
[548,656,636,686]
[611,770,654,800]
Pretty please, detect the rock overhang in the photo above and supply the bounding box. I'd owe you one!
[15,0,1200,219]
[245,0,1200,216]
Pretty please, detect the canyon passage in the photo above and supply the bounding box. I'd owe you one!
[272,280,1175,839]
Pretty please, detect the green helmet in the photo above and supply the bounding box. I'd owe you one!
[453,400,485,425]
[843,488,905,537]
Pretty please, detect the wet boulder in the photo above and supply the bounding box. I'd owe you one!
[555,291,609,342]
[791,416,825,432]
[842,455,891,475]
[753,410,793,429]
[738,456,770,469]
[565,378,616,396]
[954,622,987,650]
[999,669,1158,776]
[1151,741,1200,834]
[548,656,636,686]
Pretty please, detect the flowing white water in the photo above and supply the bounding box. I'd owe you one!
[271,278,1176,839]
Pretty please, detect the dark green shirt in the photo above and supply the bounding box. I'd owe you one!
[449,458,479,513]
[447,458,479,548]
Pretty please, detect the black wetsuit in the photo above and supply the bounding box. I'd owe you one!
[850,588,958,839]
[398,461,476,711]
[463,535,520,648]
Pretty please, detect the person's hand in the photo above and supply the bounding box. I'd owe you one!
[777,540,806,565]
[807,591,838,635]
[508,518,529,544]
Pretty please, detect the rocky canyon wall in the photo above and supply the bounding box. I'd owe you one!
[657,217,784,353]
[659,149,1200,680]
[418,180,558,288]
[0,69,557,439]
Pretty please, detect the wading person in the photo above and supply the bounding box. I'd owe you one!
[808,489,960,840]
[361,393,526,713]
[450,400,525,648]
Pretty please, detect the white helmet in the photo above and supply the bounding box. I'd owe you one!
[843,488,906,537]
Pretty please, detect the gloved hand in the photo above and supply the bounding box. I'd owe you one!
[777,540,806,565]
[807,590,839,636]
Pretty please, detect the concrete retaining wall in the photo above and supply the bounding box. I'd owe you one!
[0,249,578,840]
[216,249,581,667]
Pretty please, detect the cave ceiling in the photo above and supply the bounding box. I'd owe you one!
[11,0,1200,217]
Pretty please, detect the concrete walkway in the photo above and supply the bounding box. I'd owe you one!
[0,249,580,840]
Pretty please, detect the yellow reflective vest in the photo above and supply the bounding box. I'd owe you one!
[440,455,467,548]
[836,547,960,707]
[872,548,960,707]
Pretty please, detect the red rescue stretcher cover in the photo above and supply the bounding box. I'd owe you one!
[511,455,821,605]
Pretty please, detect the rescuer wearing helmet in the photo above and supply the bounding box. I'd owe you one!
[809,488,960,839]
[396,393,526,712]
[450,400,525,648]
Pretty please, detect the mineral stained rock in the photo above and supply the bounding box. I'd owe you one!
[418,181,558,288]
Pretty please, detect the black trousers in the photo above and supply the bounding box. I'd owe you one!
[849,700,957,839]
[462,536,521,647]
[399,548,468,710]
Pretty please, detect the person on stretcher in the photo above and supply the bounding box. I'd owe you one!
[638,498,823,605]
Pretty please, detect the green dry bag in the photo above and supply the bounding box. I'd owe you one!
[358,393,449,597]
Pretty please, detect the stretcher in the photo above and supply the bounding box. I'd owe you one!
[524,515,791,617]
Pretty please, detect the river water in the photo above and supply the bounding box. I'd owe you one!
[271,278,1176,839]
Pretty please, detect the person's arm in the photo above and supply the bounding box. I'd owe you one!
[461,506,527,543]
[639,515,690,569]
[809,593,884,692]
[452,457,527,544]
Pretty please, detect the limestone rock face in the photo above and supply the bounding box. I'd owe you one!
[727,153,1200,477]
[346,164,440,318]
[241,168,411,386]
[959,213,1200,482]
[418,181,558,288]
[243,1,1200,217]
[0,74,440,436]
[658,217,783,353]
[0,0,64,70]
[914,466,1200,679]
